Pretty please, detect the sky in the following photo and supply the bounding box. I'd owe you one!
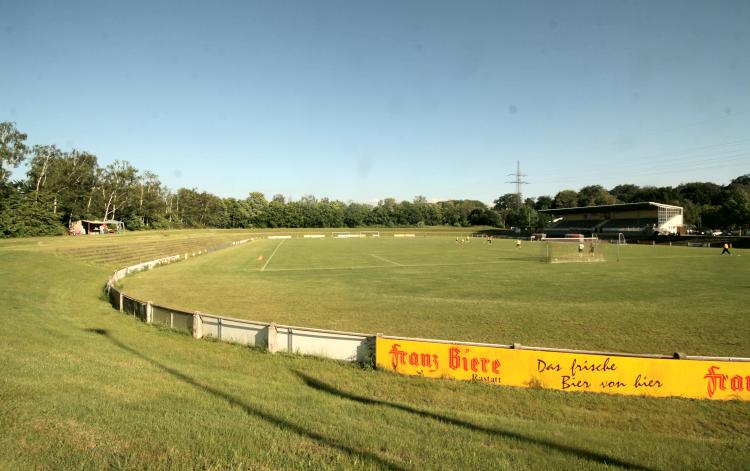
[2,0,749,205]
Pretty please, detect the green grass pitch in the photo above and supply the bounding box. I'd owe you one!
[1,230,749,470]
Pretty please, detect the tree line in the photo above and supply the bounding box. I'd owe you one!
[1,121,748,237]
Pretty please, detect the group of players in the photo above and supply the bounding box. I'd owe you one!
[454,235,525,249]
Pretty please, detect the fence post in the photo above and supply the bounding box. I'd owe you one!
[267,323,278,353]
[193,312,203,339]
[146,301,153,324]
[119,292,124,313]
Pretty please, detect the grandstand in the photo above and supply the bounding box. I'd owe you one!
[540,202,684,239]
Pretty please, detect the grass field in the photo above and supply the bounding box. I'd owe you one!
[2,229,749,470]
[121,235,750,357]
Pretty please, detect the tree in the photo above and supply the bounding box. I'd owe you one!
[730,175,750,187]
[676,182,722,206]
[222,198,249,229]
[28,145,63,198]
[174,188,224,227]
[0,182,64,237]
[634,186,678,205]
[722,186,750,230]
[344,202,371,227]
[266,194,287,228]
[577,185,617,207]
[245,192,268,227]
[553,190,578,208]
[534,195,554,211]
[610,184,640,203]
[26,147,98,225]
[133,171,169,229]
[371,198,397,226]
[318,198,345,227]
[447,200,486,227]
[493,193,520,212]
[97,160,139,222]
[438,201,461,226]
[417,201,442,226]
[395,201,422,225]
[469,208,501,226]
[0,122,29,182]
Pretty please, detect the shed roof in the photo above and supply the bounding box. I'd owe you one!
[81,219,124,224]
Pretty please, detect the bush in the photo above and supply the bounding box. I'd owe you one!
[123,216,146,231]
[0,186,65,237]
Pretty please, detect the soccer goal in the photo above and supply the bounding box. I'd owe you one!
[542,237,605,263]
[359,231,380,238]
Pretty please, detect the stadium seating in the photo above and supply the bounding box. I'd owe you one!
[600,218,657,234]
[543,219,604,236]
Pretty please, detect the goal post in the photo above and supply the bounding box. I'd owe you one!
[542,236,605,263]
[359,231,380,238]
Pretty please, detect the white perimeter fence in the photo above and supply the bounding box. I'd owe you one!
[106,236,749,367]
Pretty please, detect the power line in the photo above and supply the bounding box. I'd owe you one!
[532,137,750,186]
[534,149,750,185]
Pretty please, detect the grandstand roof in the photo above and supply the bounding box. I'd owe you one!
[539,202,682,215]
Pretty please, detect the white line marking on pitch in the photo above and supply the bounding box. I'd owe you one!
[264,259,512,273]
[261,240,285,271]
[370,254,403,266]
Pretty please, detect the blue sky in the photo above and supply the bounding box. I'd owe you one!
[2,0,749,204]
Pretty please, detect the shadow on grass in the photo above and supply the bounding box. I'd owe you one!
[84,328,404,470]
[295,371,654,471]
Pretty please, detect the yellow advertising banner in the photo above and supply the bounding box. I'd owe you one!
[375,337,750,401]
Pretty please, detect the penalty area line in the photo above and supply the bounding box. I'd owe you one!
[261,240,285,271]
[370,253,403,266]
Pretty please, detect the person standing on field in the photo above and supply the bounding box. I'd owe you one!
[721,242,731,255]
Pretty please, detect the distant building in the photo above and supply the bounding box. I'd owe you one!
[69,219,125,235]
[539,202,684,238]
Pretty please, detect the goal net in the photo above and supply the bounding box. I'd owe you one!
[542,237,605,263]
[359,231,380,238]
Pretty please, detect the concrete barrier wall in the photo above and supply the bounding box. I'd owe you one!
[151,304,194,334]
[201,314,269,347]
[275,325,371,362]
[122,295,147,321]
